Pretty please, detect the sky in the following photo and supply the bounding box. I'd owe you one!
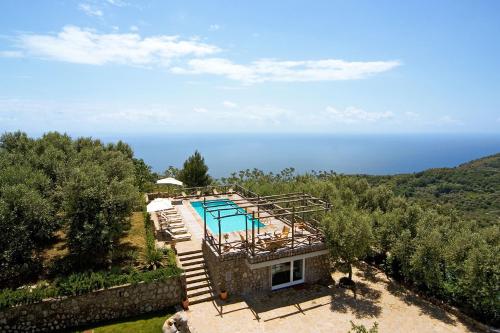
[0,0,499,135]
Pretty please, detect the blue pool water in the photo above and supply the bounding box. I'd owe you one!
[191,199,264,234]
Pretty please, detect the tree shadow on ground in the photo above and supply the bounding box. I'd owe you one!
[386,280,458,325]
[222,279,383,323]
[329,280,382,319]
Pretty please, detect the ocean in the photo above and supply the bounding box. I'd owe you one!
[101,133,500,178]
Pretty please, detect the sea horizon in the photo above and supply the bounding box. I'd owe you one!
[95,133,500,178]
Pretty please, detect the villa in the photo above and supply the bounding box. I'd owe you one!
[148,184,332,304]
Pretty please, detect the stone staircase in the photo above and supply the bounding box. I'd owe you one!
[178,249,215,305]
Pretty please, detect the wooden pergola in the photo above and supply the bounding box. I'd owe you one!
[201,185,331,256]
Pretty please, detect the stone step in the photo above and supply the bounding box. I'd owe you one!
[178,254,203,262]
[182,259,205,267]
[185,268,207,278]
[186,275,209,284]
[187,281,211,291]
[184,264,205,272]
[187,286,213,298]
[177,250,202,257]
[189,293,216,305]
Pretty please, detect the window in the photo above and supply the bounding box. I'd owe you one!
[271,258,304,290]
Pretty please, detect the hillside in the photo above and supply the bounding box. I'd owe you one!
[366,153,500,226]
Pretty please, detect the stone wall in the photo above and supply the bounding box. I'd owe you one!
[203,241,267,295]
[0,276,185,332]
[203,241,330,296]
[305,254,331,284]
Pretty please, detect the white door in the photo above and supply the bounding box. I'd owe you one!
[271,259,304,290]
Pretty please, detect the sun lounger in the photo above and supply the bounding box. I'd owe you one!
[196,190,201,198]
[181,191,188,197]
[213,188,220,196]
[227,188,234,194]
[160,220,184,228]
[165,226,188,234]
[160,210,178,216]
[160,212,181,219]
[164,229,191,241]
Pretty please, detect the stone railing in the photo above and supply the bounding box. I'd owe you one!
[0,275,185,332]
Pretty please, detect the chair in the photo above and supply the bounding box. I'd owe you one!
[164,229,191,241]
[181,191,188,197]
[227,188,235,194]
[213,188,220,196]
[274,225,290,238]
[196,190,201,198]
[239,233,249,249]
[164,225,188,234]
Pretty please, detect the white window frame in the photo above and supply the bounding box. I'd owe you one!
[270,258,305,290]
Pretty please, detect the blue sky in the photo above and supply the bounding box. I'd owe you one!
[0,0,499,135]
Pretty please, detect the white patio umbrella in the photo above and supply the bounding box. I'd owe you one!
[147,198,173,212]
[156,177,183,186]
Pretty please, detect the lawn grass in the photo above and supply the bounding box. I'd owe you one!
[76,309,175,333]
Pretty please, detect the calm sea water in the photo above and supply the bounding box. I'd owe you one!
[101,134,500,178]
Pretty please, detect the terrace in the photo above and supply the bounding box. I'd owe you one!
[197,185,330,261]
[149,184,332,299]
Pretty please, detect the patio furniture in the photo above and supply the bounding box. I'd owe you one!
[196,190,201,198]
[161,221,183,228]
[164,229,191,241]
[164,226,188,234]
[274,225,290,238]
[213,188,220,196]
[239,233,249,248]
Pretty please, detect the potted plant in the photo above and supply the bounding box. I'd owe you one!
[219,280,228,300]
[182,295,189,310]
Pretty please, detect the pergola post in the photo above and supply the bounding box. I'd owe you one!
[251,211,255,256]
[218,210,221,256]
[257,195,260,234]
[245,214,248,253]
[291,206,295,249]
[203,197,207,240]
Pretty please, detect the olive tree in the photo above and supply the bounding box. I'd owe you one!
[322,208,373,281]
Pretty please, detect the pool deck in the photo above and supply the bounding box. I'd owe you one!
[154,193,322,256]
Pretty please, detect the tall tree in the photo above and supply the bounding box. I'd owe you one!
[321,208,373,281]
[63,149,138,268]
[178,150,211,187]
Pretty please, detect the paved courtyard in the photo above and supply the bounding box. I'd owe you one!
[185,264,481,333]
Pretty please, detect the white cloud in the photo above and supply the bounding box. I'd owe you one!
[438,115,462,125]
[193,107,208,113]
[405,111,419,119]
[0,50,23,58]
[209,24,220,31]
[172,57,400,83]
[12,26,220,66]
[325,106,394,123]
[78,3,103,17]
[130,25,139,32]
[222,101,238,108]
[106,0,128,7]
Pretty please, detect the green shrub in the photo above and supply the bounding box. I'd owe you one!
[0,266,182,310]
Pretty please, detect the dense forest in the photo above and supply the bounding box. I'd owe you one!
[0,131,155,287]
[365,153,500,227]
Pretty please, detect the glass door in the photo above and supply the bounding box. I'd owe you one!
[271,259,304,290]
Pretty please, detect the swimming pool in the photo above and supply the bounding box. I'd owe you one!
[191,199,264,234]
